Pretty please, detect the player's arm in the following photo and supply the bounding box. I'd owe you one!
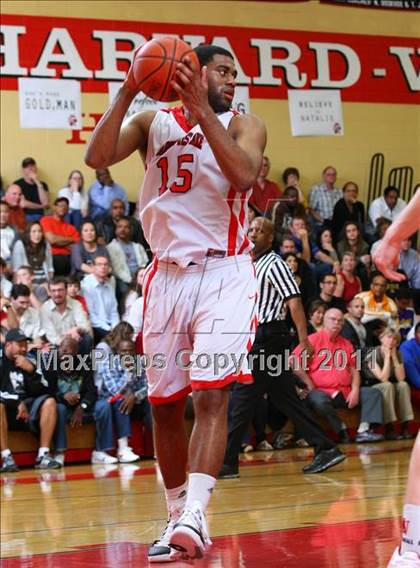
[372,187,419,281]
[173,59,266,193]
[197,111,266,193]
[85,88,156,168]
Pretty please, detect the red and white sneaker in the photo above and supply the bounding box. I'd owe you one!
[169,503,212,560]
[388,547,420,568]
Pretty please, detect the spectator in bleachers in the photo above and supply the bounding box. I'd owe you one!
[337,221,370,265]
[331,181,365,242]
[94,322,134,393]
[66,275,88,314]
[271,185,307,237]
[368,186,407,232]
[334,251,362,306]
[41,197,80,276]
[291,308,384,443]
[306,300,327,335]
[6,284,47,351]
[58,170,88,231]
[0,201,19,267]
[363,328,414,440]
[107,217,149,301]
[10,157,50,222]
[12,222,53,289]
[4,185,25,231]
[0,258,12,299]
[43,337,97,466]
[283,253,311,306]
[337,221,371,288]
[355,273,398,328]
[288,216,316,264]
[95,198,150,257]
[122,267,147,320]
[41,276,92,353]
[13,266,46,306]
[94,337,141,463]
[81,255,119,344]
[70,220,109,280]
[279,235,316,291]
[249,156,282,215]
[315,227,340,272]
[371,216,392,247]
[88,168,128,220]
[399,321,420,389]
[341,297,366,351]
[307,273,347,313]
[365,318,388,348]
[281,167,305,205]
[395,288,416,341]
[0,329,60,472]
[308,166,342,232]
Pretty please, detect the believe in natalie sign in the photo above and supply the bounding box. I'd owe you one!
[1,14,419,104]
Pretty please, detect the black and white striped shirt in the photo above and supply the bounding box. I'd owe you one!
[254,249,301,324]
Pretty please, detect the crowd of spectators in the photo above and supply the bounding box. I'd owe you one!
[0,155,419,472]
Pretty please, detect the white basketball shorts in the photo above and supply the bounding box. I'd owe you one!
[142,255,258,405]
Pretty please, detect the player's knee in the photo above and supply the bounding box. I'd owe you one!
[152,398,186,424]
[193,388,229,417]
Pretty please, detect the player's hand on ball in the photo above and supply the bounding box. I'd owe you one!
[124,46,143,95]
[172,56,209,116]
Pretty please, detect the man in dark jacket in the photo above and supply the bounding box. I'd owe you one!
[41,337,97,466]
[341,297,367,352]
[0,329,61,472]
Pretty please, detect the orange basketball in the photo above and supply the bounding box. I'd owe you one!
[132,37,199,102]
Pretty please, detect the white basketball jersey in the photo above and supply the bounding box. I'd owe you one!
[139,107,252,267]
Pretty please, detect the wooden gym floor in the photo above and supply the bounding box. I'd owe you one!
[0,440,413,567]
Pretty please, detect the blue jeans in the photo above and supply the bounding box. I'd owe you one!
[54,403,95,452]
[65,210,83,231]
[25,213,43,222]
[93,398,132,451]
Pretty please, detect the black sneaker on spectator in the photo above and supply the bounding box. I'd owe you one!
[1,455,19,473]
[302,447,346,474]
[355,430,384,443]
[34,453,62,470]
[218,464,240,479]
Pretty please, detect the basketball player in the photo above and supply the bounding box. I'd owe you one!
[372,188,420,568]
[85,44,266,562]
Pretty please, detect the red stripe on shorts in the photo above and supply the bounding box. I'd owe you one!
[227,186,239,256]
[149,385,192,406]
[191,371,254,391]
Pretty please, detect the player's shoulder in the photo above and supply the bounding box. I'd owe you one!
[229,111,265,128]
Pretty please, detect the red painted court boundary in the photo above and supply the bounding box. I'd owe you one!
[1,517,400,567]
[0,444,412,486]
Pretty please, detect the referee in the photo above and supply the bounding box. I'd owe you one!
[219,217,346,477]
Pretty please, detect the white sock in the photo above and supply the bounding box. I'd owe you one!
[357,422,369,434]
[401,504,420,556]
[38,447,49,458]
[186,472,216,512]
[165,480,188,518]
[1,449,11,459]
[118,437,128,452]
